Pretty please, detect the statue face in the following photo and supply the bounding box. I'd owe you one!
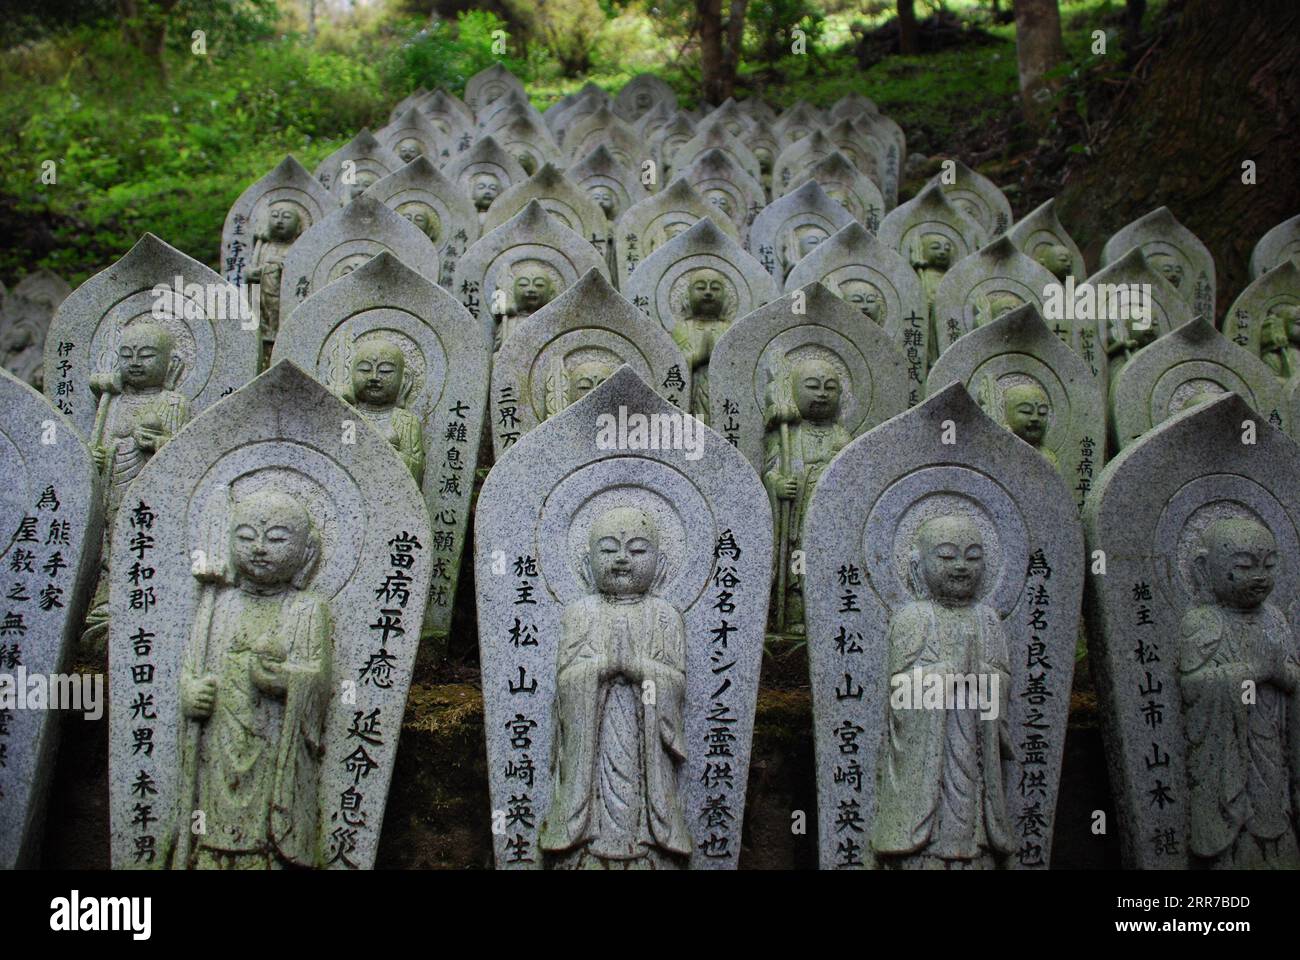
[472,173,501,211]
[634,91,652,111]
[117,323,173,390]
[589,506,660,598]
[590,186,615,218]
[980,292,1024,325]
[328,254,372,282]
[792,358,842,422]
[1148,253,1183,288]
[568,360,615,404]
[754,147,773,174]
[396,138,423,164]
[796,226,828,260]
[1201,518,1278,610]
[917,515,985,604]
[396,202,441,242]
[839,280,884,324]
[351,340,404,407]
[267,202,303,243]
[230,491,311,588]
[687,269,727,318]
[921,233,953,269]
[1034,242,1072,281]
[348,171,378,201]
[1004,384,1050,446]
[1268,304,1300,344]
[704,189,734,220]
[513,263,555,312]
[953,197,981,223]
[662,220,690,241]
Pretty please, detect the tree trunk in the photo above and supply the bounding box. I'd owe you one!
[308,0,318,43]
[1015,0,1066,129]
[1122,0,1145,64]
[697,0,725,104]
[1058,0,1300,320]
[721,0,748,100]
[897,0,918,55]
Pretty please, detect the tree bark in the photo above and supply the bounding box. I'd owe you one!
[897,0,918,55]
[1015,0,1066,129]
[1058,0,1300,320]
[697,0,748,104]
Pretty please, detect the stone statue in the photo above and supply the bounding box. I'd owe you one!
[670,267,734,425]
[1180,517,1300,869]
[347,171,379,203]
[1032,240,1073,283]
[589,185,617,221]
[763,354,852,636]
[396,138,424,164]
[495,259,558,351]
[546,357,618,418]
[873,514,1014,869]
[704,188,735,222]
[782,225,828,281]
[835,278,886,326]
[973,291,1025,330]
[539,506,692,869]
[339,339,425,484]
[83,323,192,646]
[1148,252,1185,292]
[1001,382,1057,469]
[176,489,332,870]
[245,201,305,355]
[395,201,442,244]
[327,253,373,283]
[1260,303,1300,380]
[472,172,502,218]
[909,232,954,304]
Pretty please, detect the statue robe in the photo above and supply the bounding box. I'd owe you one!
[249,237,293,344]
[358,405,425,485]
[180,584,332,868]
[539,593,692,865]
[671,317,731,427]
[872,600,1014,865]
[102,389,190,519]
[1179,603,1300,867]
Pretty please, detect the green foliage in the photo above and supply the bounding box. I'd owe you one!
[380,11,532,95]
[746,0,825,68]
[503,0,607,77]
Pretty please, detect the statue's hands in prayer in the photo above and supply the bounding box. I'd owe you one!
[90,445,110,472]
[133,423,167,452]
[251,654,288,696]
[182,674,218,720]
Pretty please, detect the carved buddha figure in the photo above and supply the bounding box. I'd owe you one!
[396,138,424,164]
[873,514,1014,869]
[704,189,735,223]
[495,259,557,351]
[782,225,828,281]
[973,291,1025,330]
[1002,383,1057,469]
[763,355,853,635]
[396,201,442,244]
[589,185,617,221]
[836,279,886,326]
[909,232,954,304]
[1181,517,1300,869]
[561,358,617,411]
[539,506,691,869]
[327,254,373,284]
[178,489,332,870]
[342,339,425,484]
[1105,287,1159,385]
[1148,252,1185,291]
[471,172,502,216]
[1032,240,1073,283]
[1259,303,1300,381]
[513,150,538,176]
[245,201,305,349]
[347,171,378,203]
[670,267,734,425]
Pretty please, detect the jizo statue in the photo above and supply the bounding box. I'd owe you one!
[836,278,886,326]
[1181,517,1300,869]
[548,357,618,417]
[670,267,734,425]
[538,506,692,869]
[472,172,502,215]
[340,339,425,485]
[246,201,305,353]
[395,201,442,244]
[1032,240,1073,283]
[1001,382,1057,469]
[873,514,1014,869]
[974,292,1025,331]
[396,138,424,164]
[495,259,558,351]
[83,322,191,644]
[910,232,954,303]
[175,488,332,869]
[763,354,852,637]
[1260,303,1300,380]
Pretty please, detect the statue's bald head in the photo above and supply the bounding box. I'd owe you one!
[230,489,319,589]
[914,513,985,604]
[588,506,661,598]
[1199,516,1277,610]
[117,322,174,389]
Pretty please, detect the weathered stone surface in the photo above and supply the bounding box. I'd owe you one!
[478,90,548,142]
[772,129,837,199]
[388,86,429,125]
[1251,213,1300,280]
[625,217,777,422]
[1222,260,1300,379]
[673,123,764,189]
[804,381,1082,868]
[452,199,608,351]
[932,235,1059,356]
[464,63,525,120]
[377,106,446,166]
[649,113,698,182]
[784,222,929,401]
[444,136,529,223]
[419,89,476,164]
[312,129,402,205]
[490,268,688,457]
[474,365,772,868]
[363,155,481,289]
[680,148,766,243]
[479,163,608,260]
[567,143,646,231]
[825,118,887,200]
[1110,315,1285,448]
[1084,392,1300,868]
[788,151,885,232]
[615,177,739,291]
[490,111,564,177]
[563,103,645,171]
[773,101,826,149]
[0,269,71,387]
[876,182,986,312]
[926,159,1012,238]
[107,361,433,869]
[547,84,609,149]
[45,233,258,437]
[1101,206,1216,322]
[1006,197,1086,283]
[614,73,676,124]
[271,252,490,650]
[278,196,441,325]
[0,368,103,868]
[747,180,855,283]
[221,155,336,349]
[928,303,1107,513]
